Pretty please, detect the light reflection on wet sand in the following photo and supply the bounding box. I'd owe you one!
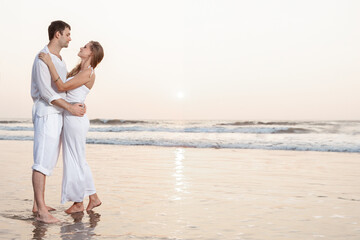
[172,148,188,201]
[0,141,360,239]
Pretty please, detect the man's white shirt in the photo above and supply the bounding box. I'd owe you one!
[31,45,67,119]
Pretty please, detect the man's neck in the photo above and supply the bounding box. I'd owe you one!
[47,41,62,60]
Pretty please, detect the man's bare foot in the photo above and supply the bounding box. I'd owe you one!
[33,205,56,213]
[36,211,60,223]
[65,202,84,214]
[86,194,102,211]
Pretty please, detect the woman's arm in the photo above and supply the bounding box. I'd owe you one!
[38,53,93,91]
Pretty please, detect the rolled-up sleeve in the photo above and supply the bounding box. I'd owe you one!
[35,59,62,105]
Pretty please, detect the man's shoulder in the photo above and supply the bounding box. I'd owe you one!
[33,46,48,63]
[32,56,47,69]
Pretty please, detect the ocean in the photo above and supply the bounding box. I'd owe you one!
[0,119,359,153]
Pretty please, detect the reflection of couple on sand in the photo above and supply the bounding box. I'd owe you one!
[31,20,104,223]
[32,210,101,239]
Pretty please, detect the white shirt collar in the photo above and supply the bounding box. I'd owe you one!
[44,45,64,62]
[44,45,50,53]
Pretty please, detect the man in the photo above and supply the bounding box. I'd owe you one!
[31,20,85,223]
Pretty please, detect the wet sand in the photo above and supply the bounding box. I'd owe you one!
[0,140,359,239]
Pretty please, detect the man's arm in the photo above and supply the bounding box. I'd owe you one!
[36,58,85,116]
[35,59,62,105]
[51,99,85,116]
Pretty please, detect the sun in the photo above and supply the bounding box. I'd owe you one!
[177,91,184,99]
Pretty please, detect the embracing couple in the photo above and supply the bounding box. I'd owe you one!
[31,20,103,223]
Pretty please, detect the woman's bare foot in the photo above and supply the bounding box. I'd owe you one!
[86,194,102,211]
[36,210,59,223]
[65,202,84,214]
[32,205,56,213]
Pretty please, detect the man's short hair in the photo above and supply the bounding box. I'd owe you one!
[48,20,71,41]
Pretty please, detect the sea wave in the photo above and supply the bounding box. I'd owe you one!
[0,126,33,131]
[217,121,299,126]
[0,135,33,141]
[89,126,311,134]
[90,119,151,125]
[85,138,360,153]
[1,135,359,152]
[216,121,358,126]
[0,120,30,124]
[0,123,311,134]
[1,119,359,153]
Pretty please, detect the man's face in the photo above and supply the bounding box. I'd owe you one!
[59,27,71,48]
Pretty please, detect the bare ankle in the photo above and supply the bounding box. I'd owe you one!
[37,207,49,214]
[37,209,50,219]
[89,193,99,200]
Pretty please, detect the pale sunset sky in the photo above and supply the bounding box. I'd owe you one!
[0,0,359,120]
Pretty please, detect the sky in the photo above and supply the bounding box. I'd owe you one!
[0,0,359,120]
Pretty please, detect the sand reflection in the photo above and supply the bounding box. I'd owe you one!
[31,211,101,240]
[60,211,101,239]
[32,221,48,240]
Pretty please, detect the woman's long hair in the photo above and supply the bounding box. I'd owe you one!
[67,41,104,78]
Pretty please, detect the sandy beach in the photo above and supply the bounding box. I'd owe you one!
[0,140,359,239]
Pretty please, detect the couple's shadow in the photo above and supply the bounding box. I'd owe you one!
[32,211,101,240]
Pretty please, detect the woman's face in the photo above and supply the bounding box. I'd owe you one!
[78,42,92,59]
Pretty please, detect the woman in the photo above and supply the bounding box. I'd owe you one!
[39,41,104,213]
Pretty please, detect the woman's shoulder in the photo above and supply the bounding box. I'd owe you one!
[78,68,94,78]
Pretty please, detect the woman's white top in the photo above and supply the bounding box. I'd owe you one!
[65,66,93,103]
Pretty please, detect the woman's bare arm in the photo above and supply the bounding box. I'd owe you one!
[39,53,93,91]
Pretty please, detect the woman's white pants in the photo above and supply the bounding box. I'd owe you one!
[61,112,96,204]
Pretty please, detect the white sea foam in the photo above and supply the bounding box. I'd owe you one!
[89,126,312,134]
[1,120,360,152]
